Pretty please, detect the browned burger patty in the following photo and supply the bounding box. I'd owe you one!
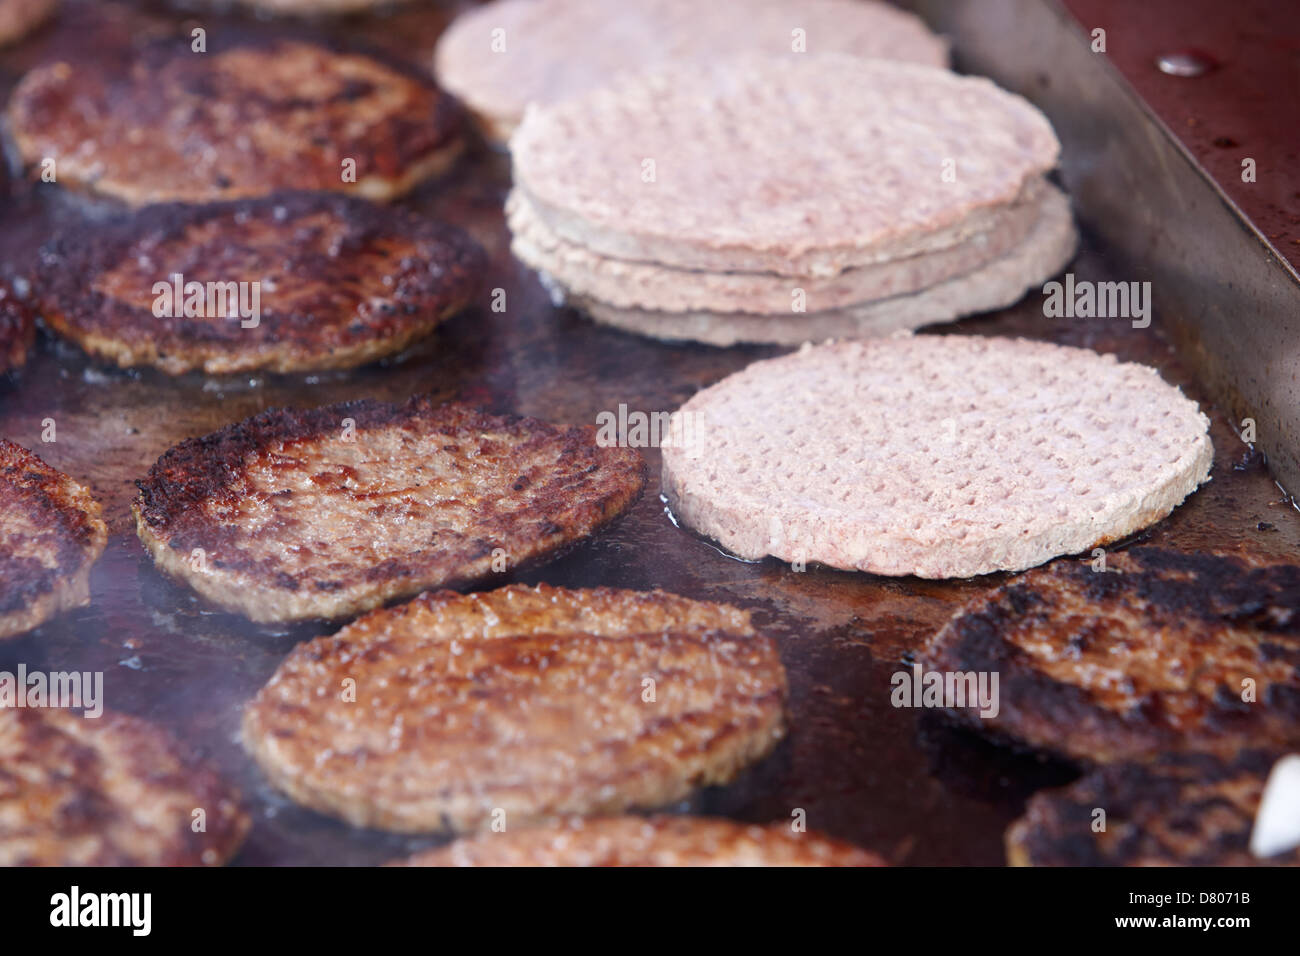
[0,281,35,374]
[6,37,463,205]
[1007,749,1298,866]
[242,584,788,832]
[0,440,106,641]
[134,400,647,623]
[398,815,882,866]
[0,707,249,866]
[31,192,486,374]
[919,548,1300,764]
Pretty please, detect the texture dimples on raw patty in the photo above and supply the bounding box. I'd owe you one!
[509,54,1060,277]
[133,398,647,623]
[242,585,788,832]
[661,336,1212,578]
[435,0,948,142]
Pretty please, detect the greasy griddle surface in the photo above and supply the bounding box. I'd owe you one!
[1,1,1296,866]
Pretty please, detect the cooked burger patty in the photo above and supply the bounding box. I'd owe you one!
[0,440,107,641]
[1007,749,1299,866]
[0,0,54,47]
[920,548,1300,763]
[0,281,36,374]
[134,399,646,623]
[6,38,463,204]
[0,707,249,866]
[399,815,881,866]
[242,584,787,832]
[31,193,486,374]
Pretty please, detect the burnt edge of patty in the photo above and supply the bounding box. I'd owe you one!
[0,279,35,374]
[0,440,105,616]
[10,33,465,160]
[30,191,487,349]
[919,547,1300,763]
[1008,748,1297,866]
[133,396,649,588]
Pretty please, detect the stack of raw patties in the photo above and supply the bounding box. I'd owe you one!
[506,53,1076,346]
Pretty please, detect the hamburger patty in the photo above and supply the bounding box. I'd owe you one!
[242,585,788,832]
[661,337,1210,578]
[398,815,882,866]
[566,185,1076,345]
[436,0,947,143]
[919,548,1300,763]
[31,192,486,375]
[510,54,1059,277]
[6,38,463,204]
[134,399,646,623]
[0,281,35,374]
[1006,749,1298,866]
[0,707,249,866]
[0,440,107,641]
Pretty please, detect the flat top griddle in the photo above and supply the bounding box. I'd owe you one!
[0,0,1296,866]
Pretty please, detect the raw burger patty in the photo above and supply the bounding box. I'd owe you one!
[0,281,36,373]
[0,707,249,866]
[398,816,882,866]
[133,398,646,623]
[507,179,1048,314]
[919,548,1300,762]
[661,336,1211,578]
[6,37,463,204]
[564,184,1076,345]
[31,192,486,375]
[1006,749,1299,866]
[0,0,54,47]
[436,0,947,142]
[509,54,1059,276]
[0,440,106,641]
[242,584,787,832]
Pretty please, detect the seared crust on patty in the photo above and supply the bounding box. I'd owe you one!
[0,707,249,866]
[0,440,106,641]
[242,584,788,832]
[31,192,486,374]
[398,815,881,866]
[920,548,1300,764]
[1007,749,1298,866]
[0,281,36,374]
[134,399,647,623]
[6,37,463,205]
